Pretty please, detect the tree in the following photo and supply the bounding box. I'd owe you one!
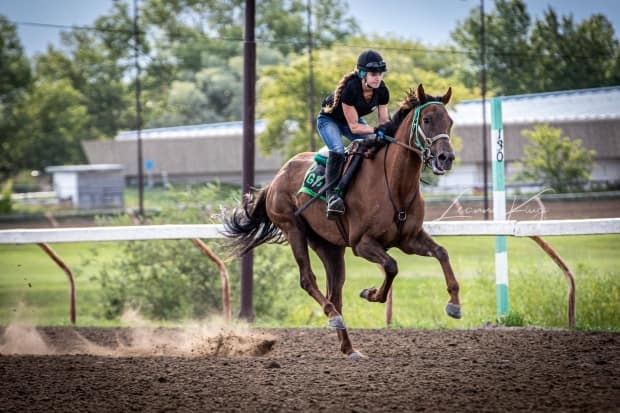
[13,79,91,170]
[48,1,136,138]
[530,11,620,91]
[0,15,32,180]
[515,124,596,193]
[451,0,620,95]
[138,0,358,126]
[451,0,533,95]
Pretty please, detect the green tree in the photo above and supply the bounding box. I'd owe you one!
[451,0,533,95]
[15,79,91,169]
[0,15,32,180]
[530,10,620,91]
[138,0,357,126]
[451,0,620,95]
[46,1,136,138]
[515,124,596,193]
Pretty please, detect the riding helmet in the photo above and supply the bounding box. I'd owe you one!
[356,50,387,73]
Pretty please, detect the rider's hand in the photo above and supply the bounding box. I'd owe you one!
[374,126,386,140]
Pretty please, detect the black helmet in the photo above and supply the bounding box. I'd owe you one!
[357,50,387,73]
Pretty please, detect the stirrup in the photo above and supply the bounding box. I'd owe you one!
[326,196,345,219]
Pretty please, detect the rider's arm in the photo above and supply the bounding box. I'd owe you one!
[342,103,375,135]
[377,104,389,125]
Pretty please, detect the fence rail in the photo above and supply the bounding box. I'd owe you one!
[1,218,618,244]
[1,218,619,327]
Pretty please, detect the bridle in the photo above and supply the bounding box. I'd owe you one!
[380,101,451,166]
[409,101,451,166]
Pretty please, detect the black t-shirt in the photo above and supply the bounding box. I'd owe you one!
[320,77,389,122]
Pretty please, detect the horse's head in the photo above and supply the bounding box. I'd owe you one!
[412,84,454,175]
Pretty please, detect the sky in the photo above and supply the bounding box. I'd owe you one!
[1,0,619,55]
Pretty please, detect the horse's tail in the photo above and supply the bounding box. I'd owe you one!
[222,186,285,257]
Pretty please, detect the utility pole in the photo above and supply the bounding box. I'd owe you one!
[240,0,256,321]
[133,0,144,218]
[306,0,316,151]
[480,0,489,220]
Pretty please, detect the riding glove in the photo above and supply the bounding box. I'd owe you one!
[374,126,386,140]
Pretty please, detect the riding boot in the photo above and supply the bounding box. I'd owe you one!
[325,151,345,219]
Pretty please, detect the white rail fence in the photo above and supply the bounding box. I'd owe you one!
[1,218,619,327]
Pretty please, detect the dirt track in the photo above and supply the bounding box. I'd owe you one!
[1,327,619,412]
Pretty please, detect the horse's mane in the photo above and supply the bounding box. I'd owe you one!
[382,89,443,136]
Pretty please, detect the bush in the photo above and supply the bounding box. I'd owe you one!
[84,183,298,322]
[0,179,13,214]
[498,311,528,327]
[515,124,596,193]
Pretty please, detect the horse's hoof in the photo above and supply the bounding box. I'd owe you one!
[359,287,376,300]
[445,302,462,319]
[328,315,346,330]
[348,351,366,360]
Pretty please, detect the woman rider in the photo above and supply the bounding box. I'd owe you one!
[317,49,390,219]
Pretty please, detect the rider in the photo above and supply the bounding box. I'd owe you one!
[317,49,390,219]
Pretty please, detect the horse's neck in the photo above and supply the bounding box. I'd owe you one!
[385,111,422,200]
[385,144,422,201]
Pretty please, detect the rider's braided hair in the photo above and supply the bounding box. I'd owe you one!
[322,71,358,114]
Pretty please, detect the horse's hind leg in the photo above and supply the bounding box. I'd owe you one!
[404,229,461,319]
[282,223,343,324]
[353,234,399,303]
[310,240,359,357]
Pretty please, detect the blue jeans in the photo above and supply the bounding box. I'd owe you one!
[316,114,368,154]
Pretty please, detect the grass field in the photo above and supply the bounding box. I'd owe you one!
[1,234,619,330]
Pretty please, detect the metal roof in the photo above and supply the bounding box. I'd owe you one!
[116,120,267,140]
[450,86,620,125]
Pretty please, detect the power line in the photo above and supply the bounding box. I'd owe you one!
[8,19,617,62]
[12,20,144,35]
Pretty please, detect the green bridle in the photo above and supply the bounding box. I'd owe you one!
[409,101,451,161]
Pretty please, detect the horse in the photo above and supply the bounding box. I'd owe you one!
[223,84,460,358]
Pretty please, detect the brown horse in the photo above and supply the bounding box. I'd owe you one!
[223,84,460,358]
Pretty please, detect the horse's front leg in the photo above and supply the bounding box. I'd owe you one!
[353,234,398,304]
[403,229,461,319]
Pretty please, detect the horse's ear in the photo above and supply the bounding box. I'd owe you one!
[417,84,427,103]
[442,87,452,105]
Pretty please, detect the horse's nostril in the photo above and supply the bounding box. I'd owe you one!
[438,152,454,162]
[437,152,455,170]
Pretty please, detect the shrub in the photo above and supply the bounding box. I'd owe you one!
[84,183,298,322]
[515,124,596,193]
[0,179,13,214]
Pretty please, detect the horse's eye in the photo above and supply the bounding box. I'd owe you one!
[423,117,430,124]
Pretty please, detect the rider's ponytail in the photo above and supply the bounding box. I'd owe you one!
[323,71,358,114]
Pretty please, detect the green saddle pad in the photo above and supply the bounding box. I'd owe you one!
[298,151,329,201]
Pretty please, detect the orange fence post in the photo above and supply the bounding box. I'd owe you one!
[529,236,576,328]
[37,243,76,325]
[191,239,231,322]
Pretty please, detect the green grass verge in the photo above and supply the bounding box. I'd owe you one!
[1,236,619,330]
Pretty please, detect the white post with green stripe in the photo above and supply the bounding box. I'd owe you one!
[491,98,509,317]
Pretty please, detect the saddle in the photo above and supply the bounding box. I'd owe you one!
[298,138,384,203]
